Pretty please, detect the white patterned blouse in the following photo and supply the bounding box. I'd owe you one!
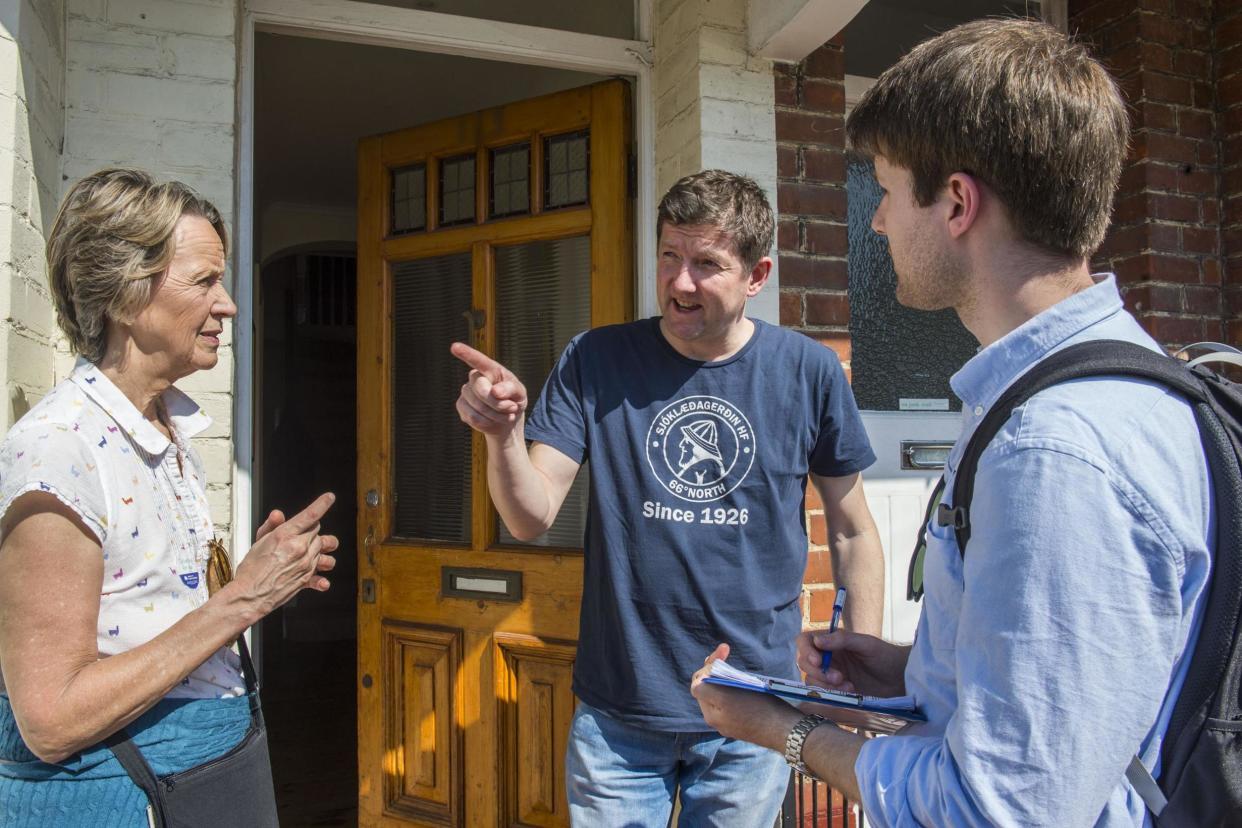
[0,359,243,698]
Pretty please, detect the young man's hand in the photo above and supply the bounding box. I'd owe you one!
[796,629,910,698]
[690,643,800,751]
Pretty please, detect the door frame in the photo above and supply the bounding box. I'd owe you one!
[233,0,656,563]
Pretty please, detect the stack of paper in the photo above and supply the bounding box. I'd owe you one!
[703,660,924,734]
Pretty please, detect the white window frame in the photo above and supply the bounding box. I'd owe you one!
[234,0,656,552]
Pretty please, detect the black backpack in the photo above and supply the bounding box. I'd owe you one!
[911,339,1242,826]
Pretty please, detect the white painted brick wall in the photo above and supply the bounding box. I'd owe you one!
[0,1,66,428]
[63,0,238,534]
[653,0,780,324]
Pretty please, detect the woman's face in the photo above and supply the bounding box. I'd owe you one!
[127,214,236,382]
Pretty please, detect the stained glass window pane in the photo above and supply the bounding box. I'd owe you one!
[439,154,476,226]
[494,236,591,548]
[490,143,531,218]
[544,131,589,209]
[391,164,426,234]
[847,158,977,411]
[392,253,473,541]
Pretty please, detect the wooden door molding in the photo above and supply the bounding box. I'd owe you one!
[357,80,632,827]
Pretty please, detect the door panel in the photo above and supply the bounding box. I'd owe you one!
[357,80,632,827]
[383,624,463,823]
[495,634,577,827]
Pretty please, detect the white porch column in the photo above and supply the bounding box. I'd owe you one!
[0,0,66,429]
[654,0,780,324]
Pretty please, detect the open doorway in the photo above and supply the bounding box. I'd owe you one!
[252,29,611,826]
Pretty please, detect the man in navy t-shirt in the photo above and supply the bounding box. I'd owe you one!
[453,170,882,826]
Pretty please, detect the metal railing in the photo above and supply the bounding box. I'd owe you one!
[776,770,862,828]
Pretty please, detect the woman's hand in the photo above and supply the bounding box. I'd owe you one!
[796,629,910,698]
[226,493,339,623]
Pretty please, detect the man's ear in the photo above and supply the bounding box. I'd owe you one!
[944,172,982,240]
[747,257,773,297]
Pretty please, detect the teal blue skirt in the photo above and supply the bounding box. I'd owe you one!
[0,693,251,827]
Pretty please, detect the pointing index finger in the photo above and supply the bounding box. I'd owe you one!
[285,492,336,534]
[450,342,505,382]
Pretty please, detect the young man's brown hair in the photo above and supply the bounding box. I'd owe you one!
[657,169,775,269]
[846,18,1129,259]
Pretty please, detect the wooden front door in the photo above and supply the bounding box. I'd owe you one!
[356,80,632,828]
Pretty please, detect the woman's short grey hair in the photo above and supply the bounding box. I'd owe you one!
[47,168,228,363]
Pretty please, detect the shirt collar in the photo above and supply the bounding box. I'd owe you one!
[950,273,1125,411]
[69,358,213,453]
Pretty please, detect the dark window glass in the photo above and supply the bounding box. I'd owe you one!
[490,143,531,219]
[439,154,476,226]
[391,164,426,234]
[494,235,591,547]
[392,253,473,541]
[543,131,589,209]
[847,157,977,411]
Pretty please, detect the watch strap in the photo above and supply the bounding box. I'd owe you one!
[783,712,826,774]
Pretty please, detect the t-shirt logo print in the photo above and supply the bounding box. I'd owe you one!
[646,395,756,502]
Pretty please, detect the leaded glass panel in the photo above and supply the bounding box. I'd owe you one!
[439,154,476,226]
[847,158,977,411]
[391,164,426,234]
[494,235,591,548]
[490,143,531,219]
[544,131,589,209]
[392,253,473,541]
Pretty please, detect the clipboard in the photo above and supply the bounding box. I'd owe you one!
[703,661,926,735]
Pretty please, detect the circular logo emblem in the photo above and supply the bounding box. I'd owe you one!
[645,395,756,502]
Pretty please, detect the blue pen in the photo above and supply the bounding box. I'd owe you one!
[819,587,847,673]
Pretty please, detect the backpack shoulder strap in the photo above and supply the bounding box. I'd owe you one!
[942,339,1210,556]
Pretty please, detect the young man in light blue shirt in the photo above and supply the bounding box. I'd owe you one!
[690,19,1213,826]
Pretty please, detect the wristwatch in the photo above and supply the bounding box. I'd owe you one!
[783,713,826,775]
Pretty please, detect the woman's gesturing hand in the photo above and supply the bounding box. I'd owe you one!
[229,492,339,622]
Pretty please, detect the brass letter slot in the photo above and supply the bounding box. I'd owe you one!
[441,566,523,603]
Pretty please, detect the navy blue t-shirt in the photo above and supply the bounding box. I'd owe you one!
[525,317,875,729]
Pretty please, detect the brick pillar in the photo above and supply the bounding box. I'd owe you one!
[1221,2,1242,342]
[1071,0,1224,348]
[773,37,848,626]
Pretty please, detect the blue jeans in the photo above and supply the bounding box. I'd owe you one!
[566,702,789,827]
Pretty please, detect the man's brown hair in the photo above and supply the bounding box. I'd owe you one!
[657,170,775,269]
[846,18,1129,259]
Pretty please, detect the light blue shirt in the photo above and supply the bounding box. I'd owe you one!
[855,276,1212,827]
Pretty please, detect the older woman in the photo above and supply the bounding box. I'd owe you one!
[0,168,337,826]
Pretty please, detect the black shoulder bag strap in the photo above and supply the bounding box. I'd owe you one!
[938,339,1214,555]
[104,634,260,821]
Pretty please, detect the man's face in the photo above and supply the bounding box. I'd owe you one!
[871,156,964,312]
[656,223,765,354]
[127,214,236,381]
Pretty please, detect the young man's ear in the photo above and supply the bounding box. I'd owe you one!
[944,172,983,240]
[747,257,773,297]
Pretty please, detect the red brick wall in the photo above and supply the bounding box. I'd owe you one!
[1222,1,1242,341]
[774,38,850,625]
[1071,0,1226,347]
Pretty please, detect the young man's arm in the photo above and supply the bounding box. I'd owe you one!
[810,472,884,635]
[690,644,867,801]
[453,343,581,539]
